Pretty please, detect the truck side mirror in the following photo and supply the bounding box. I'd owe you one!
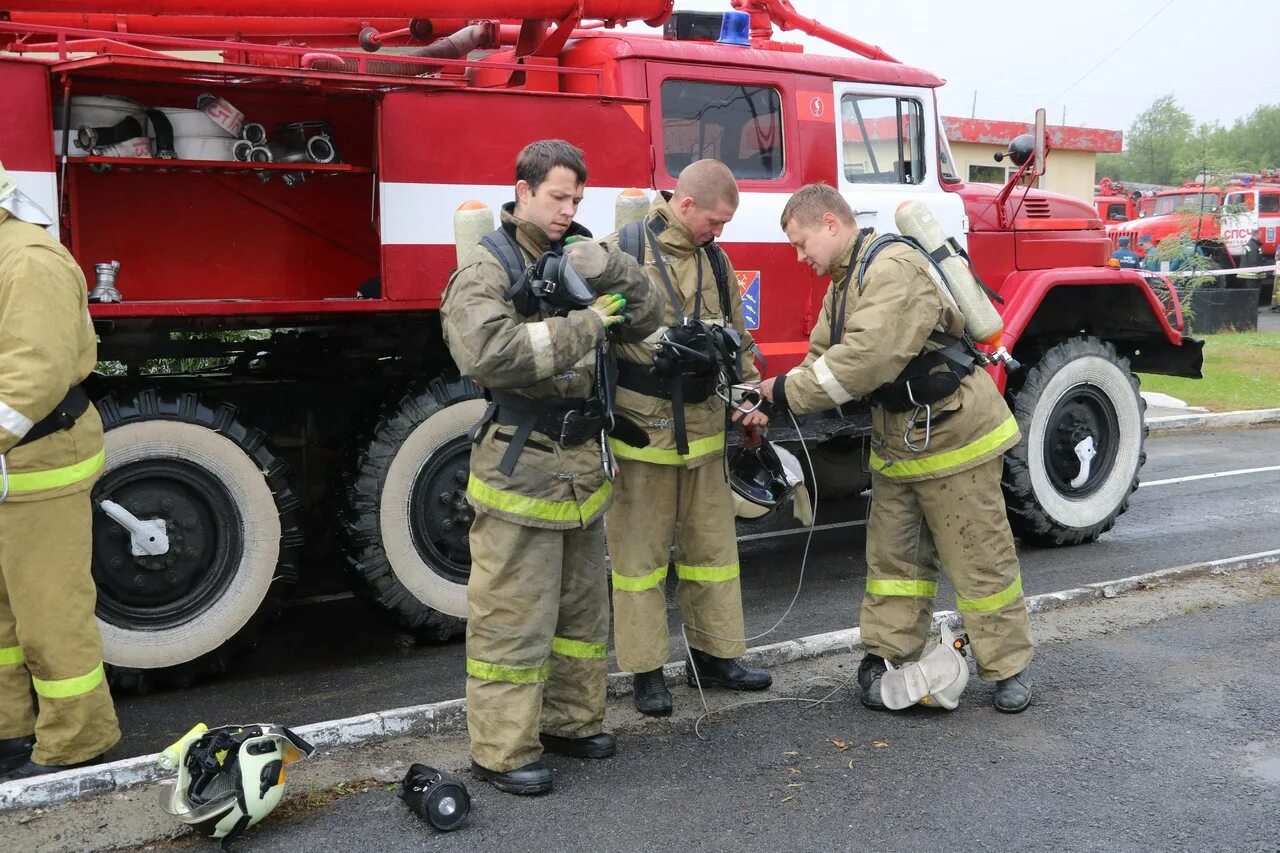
[1032,108,1047,177]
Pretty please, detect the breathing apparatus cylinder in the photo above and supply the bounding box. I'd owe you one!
[453,200,495,267]
[615,187,650,231]
[894,200,1002,344]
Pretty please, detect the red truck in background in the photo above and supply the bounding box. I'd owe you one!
[1107,173,1280,265]
[0,0,1202,691]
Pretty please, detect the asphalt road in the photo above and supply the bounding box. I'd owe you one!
[109,425,1280,760]
[162,579,1280,853]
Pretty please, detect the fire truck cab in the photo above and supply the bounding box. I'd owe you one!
[0,0,1202,690]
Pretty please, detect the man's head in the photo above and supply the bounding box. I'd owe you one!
[780,183,858,277]
[671,159,739,246]
[513,139,587,241]
[1118,236,1131,247]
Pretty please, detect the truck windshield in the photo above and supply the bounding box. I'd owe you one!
[1152,193,1220,216]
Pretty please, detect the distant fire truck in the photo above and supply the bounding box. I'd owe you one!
[1108,172,1280,265]
[0,0,1202,689]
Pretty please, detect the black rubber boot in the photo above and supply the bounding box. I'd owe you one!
[469,760,552,796]
[686,649,772,691]
[539,732,616,760]
[857,654,888,710]
[994,668,1032,713]
[0,753,104,782]
[633,668,673,717]
[0,736,35,775]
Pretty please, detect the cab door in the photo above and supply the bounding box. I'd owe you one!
[831,82,967,246]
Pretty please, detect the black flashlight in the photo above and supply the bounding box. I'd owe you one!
[399,764,470,832]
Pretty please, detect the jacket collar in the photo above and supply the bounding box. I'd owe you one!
[645,191,701,259]
[499,202,591,259]
[830,227,878,291]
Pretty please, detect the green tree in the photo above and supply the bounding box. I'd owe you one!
[1125,94,1193,185]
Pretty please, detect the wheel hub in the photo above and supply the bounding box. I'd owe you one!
[1043,384,1120,498]
[409,435,474,585]
[92,459,244,628]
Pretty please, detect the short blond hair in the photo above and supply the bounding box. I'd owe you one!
[673,159,739,210]
[780,183,855,230]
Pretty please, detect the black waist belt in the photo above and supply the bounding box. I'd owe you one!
[478,391,603,476]
[15,385,90,448]
[615,360,716,404]
[867,332,977,413]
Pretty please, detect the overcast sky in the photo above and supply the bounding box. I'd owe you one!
[626,0,1272,139]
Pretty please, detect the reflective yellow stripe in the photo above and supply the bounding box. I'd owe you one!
[866,578,939,598]
[31,662,105,699]
[6,448,105,494]
[466,658,549,685]
[674,561,740,583]
[466,474,611,525]
[609,432,726,465]
[612,564,668,592]
[956,575,1024,613]
[869,416,1018,479]
[0,645,23,666]
[551,636,607,660]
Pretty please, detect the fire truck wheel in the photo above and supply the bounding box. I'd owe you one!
[92,391,300,691]
[344,379,484,636]
[1002,337,1146,546]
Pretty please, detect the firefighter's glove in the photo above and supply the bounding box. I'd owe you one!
[590,294,628,328]
[564,239,609,280]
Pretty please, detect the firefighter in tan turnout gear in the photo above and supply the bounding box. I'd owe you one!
[605,160,772,717]
[441,140,660,795]
[756,184,1034,713]
[0,164,120,781]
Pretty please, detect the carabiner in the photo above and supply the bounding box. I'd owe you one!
[902,382,933,453]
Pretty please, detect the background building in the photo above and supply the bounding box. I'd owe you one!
[942,118,1121,202]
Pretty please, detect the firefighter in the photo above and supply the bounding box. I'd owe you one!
[604,159,772,717]
[755,183,1034,713]
[0,163,120,780]
[440,140,659,795]
[1110,236,1140,269]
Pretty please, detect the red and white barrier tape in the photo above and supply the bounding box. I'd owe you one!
[1137,263,1278,278]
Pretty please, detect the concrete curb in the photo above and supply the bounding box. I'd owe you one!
[4,548,1279,813]
[1147,407,1280,435]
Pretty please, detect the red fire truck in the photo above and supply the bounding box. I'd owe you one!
[1094,177,1138,223]
[0,0,1202,689]
[1108,173,1280,264]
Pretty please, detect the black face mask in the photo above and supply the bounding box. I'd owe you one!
[507,250,595,317]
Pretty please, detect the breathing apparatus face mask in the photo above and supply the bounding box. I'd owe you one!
[653,318,741,380]
[509,250,595,317]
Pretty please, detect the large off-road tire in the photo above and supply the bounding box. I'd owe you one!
[1002,337,1147,546]
[344,379,484,637]
[93,390,301,691]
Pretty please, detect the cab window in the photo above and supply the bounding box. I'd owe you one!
[660,80,783,180]
[1261,193,1280,214]
[841,95,924,184]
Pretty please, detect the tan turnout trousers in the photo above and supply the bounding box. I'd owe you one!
[465,511,609,772]
[608,457,746,674]
[0,489,120,765]
[861,456,1034,681]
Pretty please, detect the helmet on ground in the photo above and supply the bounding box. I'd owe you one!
[729,441,802,519]
[157,724,315,846]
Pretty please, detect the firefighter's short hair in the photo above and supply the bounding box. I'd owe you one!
[674,159,739,210]
[516,139,588,192]
[780,183,855,230]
